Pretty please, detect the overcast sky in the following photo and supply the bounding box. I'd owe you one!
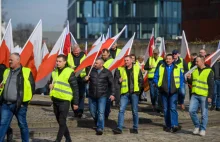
[3,0,68,31]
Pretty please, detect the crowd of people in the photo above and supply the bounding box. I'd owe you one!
[0,43,219,142]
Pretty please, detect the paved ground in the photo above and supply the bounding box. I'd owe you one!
[9,91,220,142]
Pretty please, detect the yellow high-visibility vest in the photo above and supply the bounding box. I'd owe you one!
[104,58,114,69]
[192,68,212,97]
[119,65,140,94]
[50,67,74,101]
[1,67,32,102]
[148,56,163,78]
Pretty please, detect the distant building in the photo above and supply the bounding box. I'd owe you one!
[182,0,220,41]
[68,0,181,40]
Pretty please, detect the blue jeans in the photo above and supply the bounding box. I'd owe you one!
[178,84,186,105]
[89,96,107,130]
[105,98,111,118]
[117,93,139,130]
[161,93,178,128]
[212,80,220,108]
[149,79,159,106]
[0,103,29,142]
[189,94,208,130]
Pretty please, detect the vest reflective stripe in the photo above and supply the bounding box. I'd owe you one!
[188,62,192,70]
[67,54,86,77]
[50,68,73,101]
[176,58,184,72]
[116,48,121,56]
[158,65,180,88]
[192,68,212,97]
[104,58,114,68]
[119,65,140,94]
[0,68,32,102]
[148,57,163,78]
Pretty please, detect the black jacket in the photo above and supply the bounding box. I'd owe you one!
[115,65,143,95]
[86,68,115,98]
[0,66,35,111]
[0,64,6,82]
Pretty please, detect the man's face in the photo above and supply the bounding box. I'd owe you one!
[73,48,80,57]
[56,57,66,69]
[138,58,144,63]
[112,43,117,50]
[191,55,197,62]
[124,57,132,67]
[172,53,179,60]
[94,60,103,70]
[153,52,158,58]
[196,57,204,68]
[102,51,110,60]
[131,56,135,63]
[199,49,206,57]
[165,56,174,65]
[9,54,20,69]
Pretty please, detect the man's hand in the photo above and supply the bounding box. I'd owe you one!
[0,83,4,88]
[73,105,78,110]
[49,84,54,90]
[187,73,191,79]
[208,98,212,103]
[119,78,123,83]
[109,95,115,101]
[149,65,153,69]
[85,76,90,81]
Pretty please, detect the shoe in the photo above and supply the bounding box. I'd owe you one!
[210,105,215,111]
[163,126,171,132]
[216,108,220,111]
[78,113,82,118]
[193,128,199,135]
[199,130,206,136]
[7,127,13,142]
[96,129,103,135]
[171,125,181,133]
[112,128,122,134]
[65,138,72,142]
[143,98,147,102]
[132,129,138,134]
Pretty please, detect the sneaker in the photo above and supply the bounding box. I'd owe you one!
[210,105,215,111]
[112,128,122,134]
[216,108,220,111]
[163,126,171,132]
[199,130,206,136]
[193,128,199,135]
[132,129,138,134]
[96,129,103,135]
[171,125,181,133]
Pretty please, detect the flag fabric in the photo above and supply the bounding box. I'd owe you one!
[62,21,71,55]
[144,28,154,63]
[20,20,42,79]
[160,37,166,58]
[41,42,49,63]
[0,19,14,67]
[89,35,102,52]
[100,25,126,52]
[35,28,66,89]
[205,49,220,67]
[105,28,110,40]
[74,42,103,73]
[180,30,191,63]
[11,45,22,54]
[70,32,77,46]
[108,33,136,71]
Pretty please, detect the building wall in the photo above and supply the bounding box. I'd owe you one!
[182,0,220,41]
[68,0,181,40]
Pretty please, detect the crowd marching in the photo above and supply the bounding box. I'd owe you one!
[0,21,220,142]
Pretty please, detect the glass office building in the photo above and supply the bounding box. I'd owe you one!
[68,0,181,40]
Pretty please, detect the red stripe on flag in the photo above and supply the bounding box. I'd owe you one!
[109,49,129,71]
[36,53,58,82]
[0,40,10,67]
[20,41,34,66]
[63,33,71,55]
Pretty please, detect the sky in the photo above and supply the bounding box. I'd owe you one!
[3,0,68,31]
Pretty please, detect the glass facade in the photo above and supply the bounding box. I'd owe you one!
[68,0,181,40]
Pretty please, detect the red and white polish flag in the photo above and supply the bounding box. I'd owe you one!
[180,30,191,63]
[0,19,14,67]
[144,28,154,63]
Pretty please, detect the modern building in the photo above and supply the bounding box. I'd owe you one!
[182,0,220,41]
[68,0,181,40]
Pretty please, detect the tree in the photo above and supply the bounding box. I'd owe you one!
[13,23,34,47]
